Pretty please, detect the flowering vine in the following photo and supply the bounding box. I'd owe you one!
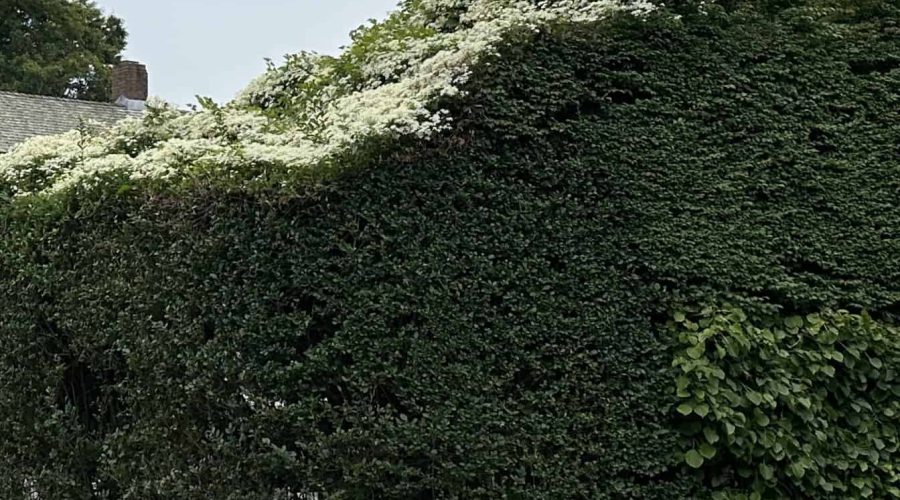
[0,0,655,198]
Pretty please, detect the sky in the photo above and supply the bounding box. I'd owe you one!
[97,0,400,107]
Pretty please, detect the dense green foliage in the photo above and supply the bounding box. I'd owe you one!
[672,305,899,498]
[0,0,126,100]
[0,1,898,498]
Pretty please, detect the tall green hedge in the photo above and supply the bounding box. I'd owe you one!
[1,1,898,498]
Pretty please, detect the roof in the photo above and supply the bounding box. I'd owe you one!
[0,91,143,152]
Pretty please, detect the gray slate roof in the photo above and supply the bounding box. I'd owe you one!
[0,91,143,152]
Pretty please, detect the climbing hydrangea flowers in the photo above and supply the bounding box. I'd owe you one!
[0,0,655,198]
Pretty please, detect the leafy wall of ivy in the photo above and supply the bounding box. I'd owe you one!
[0,1,898,498]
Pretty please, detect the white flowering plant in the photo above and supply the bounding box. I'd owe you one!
[0,0,657,199]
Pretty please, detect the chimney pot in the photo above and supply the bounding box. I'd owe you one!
[112,61,148,102]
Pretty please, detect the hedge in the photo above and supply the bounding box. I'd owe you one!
[0,1,898,498]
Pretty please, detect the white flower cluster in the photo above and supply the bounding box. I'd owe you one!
[0,0,655,197]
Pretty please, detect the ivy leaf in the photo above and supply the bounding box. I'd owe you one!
[785,316,803,329]
[687,345,704,359]
[754,410,770,427]
[699,443,717,459]
[695,403,710,418]
[759,463,774,481]
[676,376,691,398]
[703,427,719,444]
[746,391,762,405]
[685,449,704,468]
[676,403,693,416]
[789,462,806,479]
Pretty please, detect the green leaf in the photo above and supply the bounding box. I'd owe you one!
[674,311,687,323]
[694,403,710,418]
[785,316,803,329]
[746,391,762,405]
[699,443,717,459]
[685,449,704,468]
[759,463,774,481]
[703,427,719,444]
[676,402,693,416]
[687,345,704,359]
[676,376,691,397]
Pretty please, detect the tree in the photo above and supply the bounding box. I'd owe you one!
[0,0,127,101]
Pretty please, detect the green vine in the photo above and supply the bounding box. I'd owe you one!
[671,305,900,499]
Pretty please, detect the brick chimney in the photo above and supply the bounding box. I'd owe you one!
[111,61,148,102]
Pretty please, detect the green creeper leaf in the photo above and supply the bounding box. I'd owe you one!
[676,403,693,416]
[687,345,704,359]
[759,463,774,481]
[715,344,727,358]
[674,311,686,323]
[789,462,806,479]
[699,443,717,459]
[746,391,762,405]
[676,376,691,397]
[694,403,710,418]
[685,449,704,469]
[785,316,803,329]
[703,427,719,444]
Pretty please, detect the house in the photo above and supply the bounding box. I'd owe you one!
[0,61,149,153]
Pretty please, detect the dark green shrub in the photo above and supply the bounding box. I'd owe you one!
[0,1,898,498]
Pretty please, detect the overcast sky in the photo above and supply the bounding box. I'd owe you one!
[97,0,399,107]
